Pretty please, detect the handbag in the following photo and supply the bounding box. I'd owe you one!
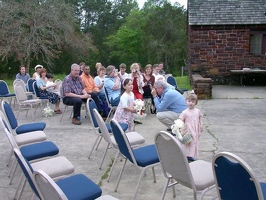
[180,125,193,144]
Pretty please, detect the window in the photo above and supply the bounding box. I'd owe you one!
[250,32,266,55]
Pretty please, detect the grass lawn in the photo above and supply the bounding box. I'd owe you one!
[6,75,191,93]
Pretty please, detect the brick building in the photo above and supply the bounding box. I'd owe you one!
[188,0,266,85]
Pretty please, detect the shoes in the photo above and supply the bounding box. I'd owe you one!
[134,120,142,124]
[72,118,81,125]
[187,157,197,162]
[54,109,62,114]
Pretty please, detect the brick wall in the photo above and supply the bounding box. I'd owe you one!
[188,24,266,84]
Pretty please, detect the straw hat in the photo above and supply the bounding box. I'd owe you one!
[35,65,43,71]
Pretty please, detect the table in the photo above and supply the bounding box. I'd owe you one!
[230,70,266,85]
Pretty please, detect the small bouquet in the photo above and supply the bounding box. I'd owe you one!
[171,119,193,144]
[42,104,54,117]
[133,99,146,122]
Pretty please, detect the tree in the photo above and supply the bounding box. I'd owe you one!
[0,0,94,72]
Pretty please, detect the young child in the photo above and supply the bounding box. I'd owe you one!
[46,73,60,96]
[179,93,203,162]
[113,78,137,131]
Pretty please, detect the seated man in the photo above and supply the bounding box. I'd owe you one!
[15,65,30,84]
[62,63,90,125]
[153,63,165,82]
[80,65,103,115]
[151,80,187,133]
[104,65,121,106]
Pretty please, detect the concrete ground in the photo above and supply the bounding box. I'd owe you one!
[0,85,266,200]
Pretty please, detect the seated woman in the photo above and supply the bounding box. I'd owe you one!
[104,65,122,106]
[142,64,156,113]
[94,66,106,102]
[128,63,144,99]
[36,68,61,114]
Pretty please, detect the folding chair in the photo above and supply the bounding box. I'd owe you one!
[110,119,160,199]
[86,98,128,160]
[13,148,74,200]
[33,81,48,108]
[154,131,216,200]
[212,151,266,200]
[0,80,16,106]
[26,78,36,95]
[103,86,117,122]
[93,108,145,172]
[166,75,188,94]
[14,84,42,120]
[34,170,105,200]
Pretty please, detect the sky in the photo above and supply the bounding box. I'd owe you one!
[137,0,187,8]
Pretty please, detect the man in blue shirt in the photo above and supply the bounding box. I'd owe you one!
[15,65,30,84]
[151,80,187,131]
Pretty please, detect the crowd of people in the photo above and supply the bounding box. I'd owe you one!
[14,62,203,161]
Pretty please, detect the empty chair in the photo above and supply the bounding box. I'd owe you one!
[212,151,266,200]
[87,98,128,160]
[14,84,42,120]
[26,78,36,95]
[0,80,16,106]
[13,148,75,200]
[93,108,145,172]
[166,75,187,94]
[1,100,46,134]
[154,131,216,200]
[110,119,160,199]
[34,169,107,200]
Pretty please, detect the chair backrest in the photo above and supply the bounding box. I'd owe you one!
[14,84,27,102]
[154,131,194,188]
[34,170,68,200]
[103,86,112,108]
[0,80,10,95]
[212,152,264,200]
[93,108,113,145]
[13,79,26,92]
[13,148,40,199]
[27,78,36,94]
[110,119,135,163]
[33,81,41,98]
[166,76,178,90]
[86,98,99,128]
[0,110,19,150]
[1,100,18,130]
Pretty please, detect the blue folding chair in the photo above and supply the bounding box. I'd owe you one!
[110,119,160,199]
[26,78,36,95]
[86,98,128,159]
[33,81,49,107]
[0,80,16,106]
[1,100,46,134]
[166,75,187,94]
[212,152,266,200]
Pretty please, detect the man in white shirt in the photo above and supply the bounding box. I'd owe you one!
[153,64,165,82]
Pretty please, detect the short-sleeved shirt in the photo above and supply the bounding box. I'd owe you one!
[62,74,84,99]
[94,75,105,96]
[15,73,30,83]
[104,76,121,101]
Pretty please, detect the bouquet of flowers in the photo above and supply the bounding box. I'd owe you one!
[171,119,193,144]
[133,99,146,122]
[42,104,54,117]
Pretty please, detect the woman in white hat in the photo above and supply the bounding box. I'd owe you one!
[32,64,43,79]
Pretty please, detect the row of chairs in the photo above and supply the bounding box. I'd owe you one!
[0,100,118,200]
[87,97,266,200]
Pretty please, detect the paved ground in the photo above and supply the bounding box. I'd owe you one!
[0,85,266,200]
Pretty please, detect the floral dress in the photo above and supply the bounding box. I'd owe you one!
[36,78,60,104]
[179,108,203,158]
[113,91,135,131]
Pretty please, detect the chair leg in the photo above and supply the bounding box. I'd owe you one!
[9,162,18,185]
[107,151,120,182]
[88,135,102,159]
[6,148,13,167]
[99,143,110,169]
[134,168,149,200]
[14,175,26,200]
[114,158,127,192]
[160,178,171,200]
[95,135,103,151]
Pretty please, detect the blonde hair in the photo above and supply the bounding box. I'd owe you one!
[186,93,198,104]
[130,63,139,70]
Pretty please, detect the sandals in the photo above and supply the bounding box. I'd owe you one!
[54,109,62,114]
